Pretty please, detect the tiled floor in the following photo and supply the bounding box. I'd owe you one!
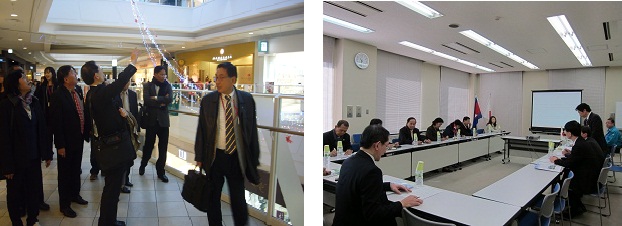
[0,143,267,226]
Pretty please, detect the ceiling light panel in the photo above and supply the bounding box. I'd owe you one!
[460,30,539,69]
[547,15,591,67]
[323,15,374,33]
[399,41,494,72]
[395,1,443,19]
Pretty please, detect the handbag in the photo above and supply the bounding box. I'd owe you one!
[94,130,136,171]
[181,168,211,212]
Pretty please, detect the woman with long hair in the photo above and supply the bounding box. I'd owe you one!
[0,69,53,226]
[486,116,502,133]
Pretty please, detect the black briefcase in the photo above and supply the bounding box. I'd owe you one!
[182,168,211,212]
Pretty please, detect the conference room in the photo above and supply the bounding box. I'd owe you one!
[322,1,622,226]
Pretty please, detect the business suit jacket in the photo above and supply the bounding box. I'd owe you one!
[585,137,606,157]
[426,125,440,141]
[585,112,608,154]
[0,95,53,175]
[142,81,173,128]
[553,137,604,194]
[51,85,91,152]
[323,130,352,151]
[34,82,56,126]
[333,151,402,226]
[398,126,425,144]
[194,88,260,184]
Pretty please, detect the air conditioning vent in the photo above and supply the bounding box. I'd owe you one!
[609,53,614,61]
[489,62,503,68]
[603,22,611,40]
[455,42,480,53]
[499,61,514,67]
[325,1,367,17]
[355,1,383,12]
[442,42,480,55]
[442,44,467,55]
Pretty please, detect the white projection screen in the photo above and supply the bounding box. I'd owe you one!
[531,90,582,133]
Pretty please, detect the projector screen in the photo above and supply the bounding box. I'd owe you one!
[531,90,582,133]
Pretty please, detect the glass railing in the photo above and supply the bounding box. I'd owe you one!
[129,86,304,225]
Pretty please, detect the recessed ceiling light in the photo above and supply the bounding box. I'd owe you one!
[399,41,495,72]
[8,49,13,53]
[23,47,27,50]
[11,14,18,17]
[460,30,539,69]
[18,38,22,41]
[395,1,443,19]
[28,52,31,54]
[323,15,374,33]
[248,32,254,35]
[547,15,592,67]
[181,46,185,49]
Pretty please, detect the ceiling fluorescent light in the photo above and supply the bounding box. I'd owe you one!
[395,1,443,19]
[399,41,494,72]
[547,15,591,66]
[323,15,374,33]
[460,30,539,69]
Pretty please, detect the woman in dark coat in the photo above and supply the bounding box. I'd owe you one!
[0,69,53,226]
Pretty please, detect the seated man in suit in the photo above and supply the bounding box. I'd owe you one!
[581,126,605,157]
[398,117,430,145]
[605,118,622,153]
[333,125,423,226]
[462,116,473,136]
[549,120,604,218]
[442,119,469,138]
[323,120,353,157]
[425,117,446,142]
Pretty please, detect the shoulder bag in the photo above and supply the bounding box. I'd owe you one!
[181,167,211,212]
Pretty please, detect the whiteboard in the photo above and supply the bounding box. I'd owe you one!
[616,102,622,129]
[532,90,582,129]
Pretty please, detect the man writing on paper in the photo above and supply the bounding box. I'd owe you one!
[333,125,423,226]
[549,120,604,217]
[323,120,353,157]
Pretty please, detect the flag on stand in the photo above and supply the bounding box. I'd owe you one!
[486,93,492,119]
[474,97,482,129]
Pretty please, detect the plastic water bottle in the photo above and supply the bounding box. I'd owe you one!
[548,141,554,155]
[415,161,424,187]
[457,129,461,139]
[323,145,330,168]
[436,131,441,143]
[473,128,477,137]
[337,141,343,156]
[412,132,418,145]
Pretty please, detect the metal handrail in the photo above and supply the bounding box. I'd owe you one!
[169,109,304,136]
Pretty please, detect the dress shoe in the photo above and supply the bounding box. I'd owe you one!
[60,207,77,218]
[114,220,126,226]
[121,186,131,193]
[125,181,134,187]
[158,175,169,183]
[139,166,145,175]
[89,174,97,180]
[39,202,50,211]
[71,197,89,205]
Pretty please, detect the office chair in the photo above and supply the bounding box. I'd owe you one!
[352,133,362,144]
[586,165,611,226]
[555,171,574,226]
[401,208,456,226]
[519,183,560,226]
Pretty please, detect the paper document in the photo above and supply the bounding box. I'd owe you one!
[534,162,563,172]
[387,186,442,200]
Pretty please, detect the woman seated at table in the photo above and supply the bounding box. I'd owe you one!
[485,116,502,133]
[398,117,430,145]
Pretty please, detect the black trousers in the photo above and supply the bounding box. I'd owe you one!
[98,164,125,226]
[140,125,169,176]
[57,146,83,209]
[207,149,248,226]
[7,160,43,226]
[90,135,100,176]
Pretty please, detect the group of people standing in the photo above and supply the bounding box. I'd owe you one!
[0,57,261,226]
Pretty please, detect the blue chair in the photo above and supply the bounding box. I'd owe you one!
[352,134,362,144]
[519,183,560,226]
[351,143,360,152]
[555,171,574,225]
[476,129,485,134]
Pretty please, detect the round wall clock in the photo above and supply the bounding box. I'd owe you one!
[354,52,369,69]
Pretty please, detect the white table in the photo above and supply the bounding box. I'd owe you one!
[384,176,520,226]
[501,136,560,164]
[473,164,562,207]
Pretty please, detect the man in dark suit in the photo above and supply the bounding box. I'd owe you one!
[117,80,140,193]
[550,120,604,217]
[139,66,173,183]
[333,125,423,226]
[83,52,139,226]
[50,65,91,218]
[323,120,353,157]
[576,103,607,153]
[581,126,605,156]
[195,62,261,226]
[398,117,430,145]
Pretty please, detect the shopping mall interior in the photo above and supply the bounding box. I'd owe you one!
[0,0,304,225]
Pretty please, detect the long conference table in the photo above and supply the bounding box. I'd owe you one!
[324,135,565,225]
[330,132,509,179]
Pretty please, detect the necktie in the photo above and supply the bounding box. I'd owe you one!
[224,94,236,154]
[122,91,130,111]
[584,118,588,126]
[71,90,84,134]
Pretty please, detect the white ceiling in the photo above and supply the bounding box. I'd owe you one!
[323,1,622,74]
[0,0,303,68]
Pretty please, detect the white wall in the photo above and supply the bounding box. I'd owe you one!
[421,63,441,128]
